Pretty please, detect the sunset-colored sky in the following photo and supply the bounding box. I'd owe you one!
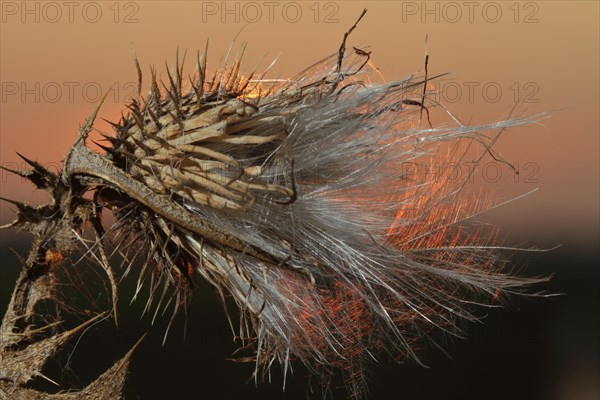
[1,3,599,399]
[1,1,598,255]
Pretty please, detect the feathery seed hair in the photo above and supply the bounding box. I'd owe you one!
[0,10,548,399]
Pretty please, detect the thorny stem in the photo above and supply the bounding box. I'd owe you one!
[0,8,549,399]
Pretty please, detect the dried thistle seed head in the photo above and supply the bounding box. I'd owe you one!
[1,11,549,399]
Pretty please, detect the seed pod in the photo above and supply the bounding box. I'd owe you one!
[1,11,548,399]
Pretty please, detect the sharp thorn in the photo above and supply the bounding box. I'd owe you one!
[0,220,18,230]
[0,164,31,178]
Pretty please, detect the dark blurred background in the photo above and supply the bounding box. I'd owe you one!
[0,238,598,400]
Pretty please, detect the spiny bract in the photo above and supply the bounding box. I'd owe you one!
[1,13,547,399]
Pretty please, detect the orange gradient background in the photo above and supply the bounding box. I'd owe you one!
[1,1,598,252]
[0,1,598,399]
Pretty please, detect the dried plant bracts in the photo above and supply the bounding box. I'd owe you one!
[0,10,548,399]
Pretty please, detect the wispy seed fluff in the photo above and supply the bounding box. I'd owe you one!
[1,12,548,399]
